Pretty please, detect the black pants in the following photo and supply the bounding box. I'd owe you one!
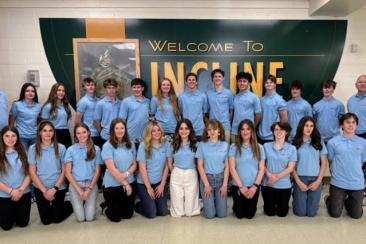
[257,137,273,145]
[34,187,73,225]
[0,192,31,231]
[55,129,72,148]
[231,185,260,219]
[261,186,292,217]
[103,183,137,222]
[326,184,364,219]
[92,136,105,150]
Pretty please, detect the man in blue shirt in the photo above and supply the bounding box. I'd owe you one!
[258,74,287,144]
[313,80,345,143]
[347,74,366,138]
[231,72,261,142]
[119,78,150,146]
[286,80,312,142]
[93,78,121,142]
[206,69,234,143]
[0,89,8,130]
[326,113,366,219]
[178,72,208,141]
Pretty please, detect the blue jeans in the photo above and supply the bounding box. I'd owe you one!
[135,183,168,219]
[69,180,98,222]
[292,176,322,217]
[200,173,227,219]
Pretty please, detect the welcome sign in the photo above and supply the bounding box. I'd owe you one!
[40,19,347,107]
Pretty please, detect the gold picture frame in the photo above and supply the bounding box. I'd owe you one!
[73,38,140,100]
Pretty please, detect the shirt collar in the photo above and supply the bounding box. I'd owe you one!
[340,134,357,142]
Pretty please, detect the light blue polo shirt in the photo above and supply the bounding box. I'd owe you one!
[102,141,136,187]
[136,142,171,184]
[170,143,196,169]
[119,96,150,142]
[0,150,31,198]
[0,90,8,130]
[228,144,265,187]
[150,96,177,134]
[40,103,69,129]
[10,100,41,139]
[296,140,327,176]
[178,90,208,136]
[207,88,234,131]
[327,135,366,190]
[64,144,102,181]
[195,140,229,174]
[347,94,366,135]
[231,89,261,135]
[77,94,99,137]
[286,98,312,141]
[93,97,121,140]
[313,97,345,142]
[28,143,66,190]
[258,92,287,140]
[262,142,297,189]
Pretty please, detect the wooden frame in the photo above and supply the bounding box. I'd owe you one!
[73,38,140,100]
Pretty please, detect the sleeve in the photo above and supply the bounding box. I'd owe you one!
[95,146,103,165]
[259,144,266,160]
[165,143,172,158]
[119,99,128,120]
[9,102,18,116]
[289,145,297,163]
[338,102,346,118]
[254,96,262,113]
[59,144,66,163]
[326,141,334,162]
[229,91,234,110]
[76,99,87,113]
[224,142,229,160]
[312,103,318,118]
[361,142,366,162]
[278,97,287,111]
[101,143,113,161]
[203,93,209,113]
[27,145,36,165]
[40,103,51,119]
[228,144,236,157]
[320,141,328,155]
[136,143,146,163]
[93,101,102,121]
[305,102,313,117]
[64,147,73,164]
[195,142,204,159]
[150,97,158,115]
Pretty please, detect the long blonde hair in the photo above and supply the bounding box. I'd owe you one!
[143,121,165,159]
[156,78,180,120]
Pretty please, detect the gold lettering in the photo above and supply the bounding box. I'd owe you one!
[191,61,208,75]
[167,42,177,52]
[150,62,159,96]
[244,62,264,96]
[225,43,233,52]
[197,43,209,52]
[164,62,185,95]
[178,43,186,52]
[269,62,284,84]
[148,40,167,52]
[209,43,223,52]
[230,62,238,93]
[187,43,197,52]
[212,62,220,70]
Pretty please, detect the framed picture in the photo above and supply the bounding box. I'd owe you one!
[73,38,140,100]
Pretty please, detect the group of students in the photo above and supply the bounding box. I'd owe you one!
[0,71,366,232]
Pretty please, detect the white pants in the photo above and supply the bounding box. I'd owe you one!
[170,167,200,217]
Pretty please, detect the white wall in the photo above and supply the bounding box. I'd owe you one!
[0,0,364,106]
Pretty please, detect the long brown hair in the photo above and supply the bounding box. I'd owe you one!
[74,123,96,161]
[42,83,71,120]
[143,121,164,159]
[156,78,180,120]
[202,119,226,142]
[292,116,322,150]
[0,126,28,175]
[35,120,59,159]
[172,119,197,153]
[109,119,132,149]
[235,119,261,161]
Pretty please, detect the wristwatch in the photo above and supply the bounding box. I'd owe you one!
[53,186,59,191]
[253,183,260,188]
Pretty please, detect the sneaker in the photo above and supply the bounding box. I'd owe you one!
[100,201,107,215]
[64,191,71,202]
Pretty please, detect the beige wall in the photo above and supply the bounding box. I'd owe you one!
[0,1,365,106]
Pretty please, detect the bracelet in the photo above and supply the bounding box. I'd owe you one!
[53,185,59,191]
[253,183,260,188]
[9,188,13,194]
